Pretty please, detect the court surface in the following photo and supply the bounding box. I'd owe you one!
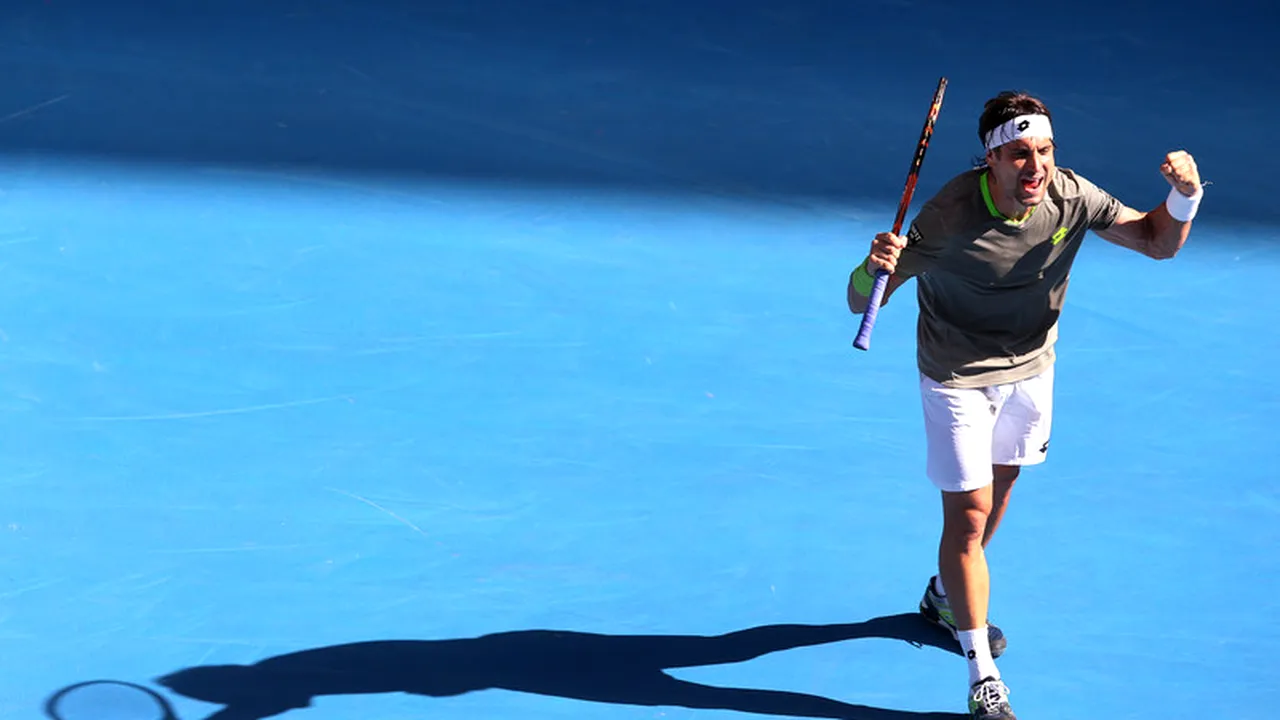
[2,1,1277,718]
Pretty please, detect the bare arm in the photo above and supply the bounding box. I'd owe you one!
[1094,203,1192,260]
[1094,150,1203,260]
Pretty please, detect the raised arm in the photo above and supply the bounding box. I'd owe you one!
[1094,151,1203,260]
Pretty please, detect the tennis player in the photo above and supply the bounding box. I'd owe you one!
[846,90,1203,719]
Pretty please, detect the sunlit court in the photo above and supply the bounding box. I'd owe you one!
[3,1,1277,719]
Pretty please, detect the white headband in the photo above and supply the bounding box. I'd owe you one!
[984,114,1053,151]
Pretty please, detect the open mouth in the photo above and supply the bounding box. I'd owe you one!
[1020,175,1044,192]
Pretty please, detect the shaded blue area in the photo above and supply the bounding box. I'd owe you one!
[1,2,1277,720]
[2,0,1277,222]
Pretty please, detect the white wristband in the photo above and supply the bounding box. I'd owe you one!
[1165,185,1203,222]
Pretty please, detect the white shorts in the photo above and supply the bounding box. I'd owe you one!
[919,365,1054,493]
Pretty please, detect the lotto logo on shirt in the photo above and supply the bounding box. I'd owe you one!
[907,223,924,246]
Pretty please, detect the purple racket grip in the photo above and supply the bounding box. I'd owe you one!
[852,269,890,351]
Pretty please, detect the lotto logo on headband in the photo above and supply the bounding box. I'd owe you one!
[984,114,1053,150]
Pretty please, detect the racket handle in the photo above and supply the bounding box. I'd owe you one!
[852,269,891,351]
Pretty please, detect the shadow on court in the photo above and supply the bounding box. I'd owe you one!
[46,613,969,720]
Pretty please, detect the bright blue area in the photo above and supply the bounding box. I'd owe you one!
[1,1,1278,719]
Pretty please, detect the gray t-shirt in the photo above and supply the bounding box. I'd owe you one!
[894,166,1124,388]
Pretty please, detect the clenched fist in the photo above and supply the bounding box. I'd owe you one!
[1161,150,1201,197]
[867,231,907,275]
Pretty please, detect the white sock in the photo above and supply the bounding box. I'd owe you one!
[957,627,1000,686]
[933,575,946,596]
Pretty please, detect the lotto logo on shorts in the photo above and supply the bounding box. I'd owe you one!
[907,224,924,246]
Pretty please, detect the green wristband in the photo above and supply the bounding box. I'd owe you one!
[851,259,877,297]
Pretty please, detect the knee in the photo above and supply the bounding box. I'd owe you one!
[942,493,992,548]
[948,510,989,549]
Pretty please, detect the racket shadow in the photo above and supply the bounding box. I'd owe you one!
[130,612,968,720]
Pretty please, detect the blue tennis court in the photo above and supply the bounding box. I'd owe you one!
[3,1,1277,718]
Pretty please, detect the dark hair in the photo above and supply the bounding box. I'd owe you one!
[972,91,1054,166]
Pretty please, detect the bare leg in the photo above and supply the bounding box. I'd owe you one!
[982,465,1020,548]
[937,484,993,633]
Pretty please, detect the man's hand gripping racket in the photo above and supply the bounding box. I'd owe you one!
[853,77,947,351]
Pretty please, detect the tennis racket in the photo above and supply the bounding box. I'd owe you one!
[853,76,948,351]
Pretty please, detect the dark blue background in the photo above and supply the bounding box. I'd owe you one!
[3,0,1275,224]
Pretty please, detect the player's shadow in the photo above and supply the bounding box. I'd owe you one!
[148,613,969,720]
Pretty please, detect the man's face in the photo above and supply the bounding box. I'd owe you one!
[985,136,1055,209]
